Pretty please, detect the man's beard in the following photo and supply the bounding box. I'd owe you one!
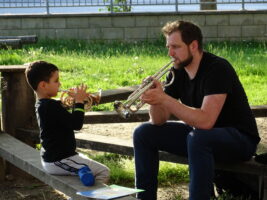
[175,47,193,69]
[178,54,193,69]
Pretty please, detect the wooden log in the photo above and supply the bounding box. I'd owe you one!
[0,35,38,44]
[0,39,22,49]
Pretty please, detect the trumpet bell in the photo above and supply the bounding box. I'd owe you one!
[114,101,131,119]
[60,91,75,108]
[59,89,102,111]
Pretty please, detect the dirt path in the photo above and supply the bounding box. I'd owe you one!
[0,118,266,200]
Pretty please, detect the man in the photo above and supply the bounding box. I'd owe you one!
[133,20,260,200]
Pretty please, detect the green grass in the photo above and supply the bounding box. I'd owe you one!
[1,39,266,109]
[79,150,189,187]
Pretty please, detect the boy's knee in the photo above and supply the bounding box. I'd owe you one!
[102,168,110,183]
[96,167,110,183]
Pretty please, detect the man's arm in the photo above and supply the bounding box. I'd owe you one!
[149,104,171,125]
[163,93,226,129]
[142,80,226,129]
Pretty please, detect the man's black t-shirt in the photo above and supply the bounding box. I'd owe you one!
[165,52,260,143]
[36,99,85,162]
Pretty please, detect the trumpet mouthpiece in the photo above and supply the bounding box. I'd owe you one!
[58,89,68,92]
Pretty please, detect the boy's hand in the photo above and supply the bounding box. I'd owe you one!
[74,84,88,104]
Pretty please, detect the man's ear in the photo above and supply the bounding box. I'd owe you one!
[190,40,199,52]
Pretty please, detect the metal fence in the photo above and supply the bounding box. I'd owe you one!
[0,0,266,13]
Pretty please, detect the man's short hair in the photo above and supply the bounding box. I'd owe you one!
[25,60,58,91]
[162,20,203,51]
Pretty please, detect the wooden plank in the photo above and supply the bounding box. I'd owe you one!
[0,65,27,72]
[0,133,137,200]
[99,85,138,104]
[16,128,267,176]
[251,105,267,118]
[0,35,38,44]
[85,105,267,124]
[0,39,22,49]
[84,110,149,124]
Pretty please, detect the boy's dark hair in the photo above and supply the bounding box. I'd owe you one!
[25,60,58,91]
[162,20,203,51]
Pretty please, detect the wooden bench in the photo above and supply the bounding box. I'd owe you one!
[0,132,136,200]
[0,35,38,49]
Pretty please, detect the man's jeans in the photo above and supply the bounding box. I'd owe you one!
[133,121,257,200]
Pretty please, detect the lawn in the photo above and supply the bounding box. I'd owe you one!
[0,39,266,109]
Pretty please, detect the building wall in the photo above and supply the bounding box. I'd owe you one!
[0,11,266,41]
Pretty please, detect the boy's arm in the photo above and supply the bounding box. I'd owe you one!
[47,100,85,131]
[71,102,85,130]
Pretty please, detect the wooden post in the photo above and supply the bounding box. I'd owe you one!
[0,158,5,181]
[0,65,38,178]
[1,66,37,138]
[200,0,217,10]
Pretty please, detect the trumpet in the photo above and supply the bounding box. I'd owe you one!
[114,59,175,119]
[59,89,101,111]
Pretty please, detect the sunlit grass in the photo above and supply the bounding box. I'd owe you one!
[0,39,266,108]
[79,150,189,188]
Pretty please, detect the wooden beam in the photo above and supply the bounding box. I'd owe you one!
[0,35,38,44]
[0,39,22,49]
[84,105,267,124]
[0,65,27,72]
[99,85,138,104]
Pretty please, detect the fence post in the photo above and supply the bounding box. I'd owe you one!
[175,0,178,12]
[110,0,114,13]
[45,0,50,14]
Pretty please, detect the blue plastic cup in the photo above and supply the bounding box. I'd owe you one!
[78,166,95,186]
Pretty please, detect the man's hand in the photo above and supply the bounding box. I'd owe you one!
[141,79,168,105]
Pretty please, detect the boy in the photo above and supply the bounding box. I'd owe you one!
[25,60,109,183]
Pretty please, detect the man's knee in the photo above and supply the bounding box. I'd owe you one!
[187,129,209,148]
[133,122,154,143]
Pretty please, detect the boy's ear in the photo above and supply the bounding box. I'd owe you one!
[38,81,47,90]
